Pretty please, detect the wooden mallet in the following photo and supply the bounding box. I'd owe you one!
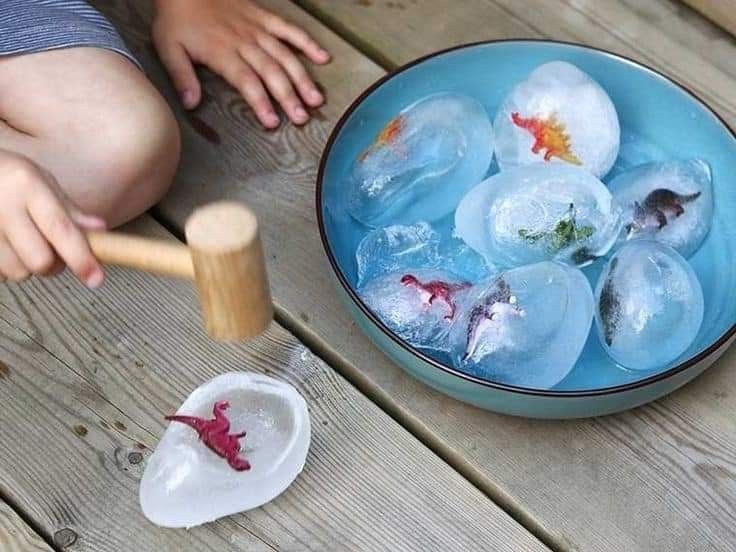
[86,201,273,341]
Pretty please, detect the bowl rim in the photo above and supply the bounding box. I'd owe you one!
[315,38,736,398]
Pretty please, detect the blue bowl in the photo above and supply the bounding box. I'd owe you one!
[316,40,736,418]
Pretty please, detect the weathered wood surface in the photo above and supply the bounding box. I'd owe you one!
[0,216,547,552]
[98,0,736,550]
[298,0,736,126]
[0,501,52,552]
[682,0,736,38]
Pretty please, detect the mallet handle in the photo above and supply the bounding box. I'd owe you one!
[86,231,195,280]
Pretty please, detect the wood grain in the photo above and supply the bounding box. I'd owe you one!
[87,230,195,279]
[0,501,52,552]
[0,216,546,552]
[97,0,736,550]
[682,0,736,38]
[298,0,736,127]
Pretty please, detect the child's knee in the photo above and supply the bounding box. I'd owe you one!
[0,48,181,227]
[89,89,181,226]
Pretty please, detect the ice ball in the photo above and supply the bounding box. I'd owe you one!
[359,268,471,353]
[448,261,593,389]
[594,240,704,371]
[455,164,622,268]
[139,373,310,528]
[347,93,494,227]
[494,61,620,178]
[609,159,713,258]
[355,222,493,286]
[355,222,441,286]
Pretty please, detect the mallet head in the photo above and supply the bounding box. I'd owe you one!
[185,202,273,341]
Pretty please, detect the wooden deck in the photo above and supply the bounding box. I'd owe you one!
[2,0,736,550]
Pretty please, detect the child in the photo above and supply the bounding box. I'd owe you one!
[0,0,330,287]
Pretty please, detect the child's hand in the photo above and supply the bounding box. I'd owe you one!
[152,0,331,128]
[0,150,106,287]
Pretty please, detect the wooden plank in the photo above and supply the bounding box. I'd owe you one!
[297,0,736,126]
[618,0,736,86]
[98,0,736,550]
[294,0,538,68]
[0,215,546,552]
[682,0,736,38]
[297,0,536,69]
[0,501,52,552]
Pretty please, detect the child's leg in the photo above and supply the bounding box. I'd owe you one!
[0,47,180,228]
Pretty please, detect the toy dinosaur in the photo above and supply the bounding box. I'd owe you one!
[400,274,470,320]
[598,258,621,347]
[359,115,405,161]
[511,111,582,165]
[165,401,251,471]
[627,188,701,234]
[518,203,595,252]
[463,278,524,362]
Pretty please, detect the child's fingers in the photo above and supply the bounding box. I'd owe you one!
[263,15,330,64]
[239,46,308,125]
[0,235,29,281]
[27,188,104,288]
[4,212,57,276]
[256,34,324,107]
[208,50,280,128]
[155,38,202,110]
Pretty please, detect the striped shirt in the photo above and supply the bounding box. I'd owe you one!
[0,0,140,68]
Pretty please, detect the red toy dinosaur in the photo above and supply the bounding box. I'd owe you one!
[400,274,470,320]
[511,111,582,165]
[165,401,251,471]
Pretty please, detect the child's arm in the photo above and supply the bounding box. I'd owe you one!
[0,149,105,287]
[152,0,331,128]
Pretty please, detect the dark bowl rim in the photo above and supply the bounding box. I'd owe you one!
[315,38,736,398]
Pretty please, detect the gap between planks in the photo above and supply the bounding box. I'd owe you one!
[153,205,564,552]
[292,0,400,70]
[0,494,58,552]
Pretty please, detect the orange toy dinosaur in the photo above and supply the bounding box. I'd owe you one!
[511,112,582,165]
[359,116,405,161]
